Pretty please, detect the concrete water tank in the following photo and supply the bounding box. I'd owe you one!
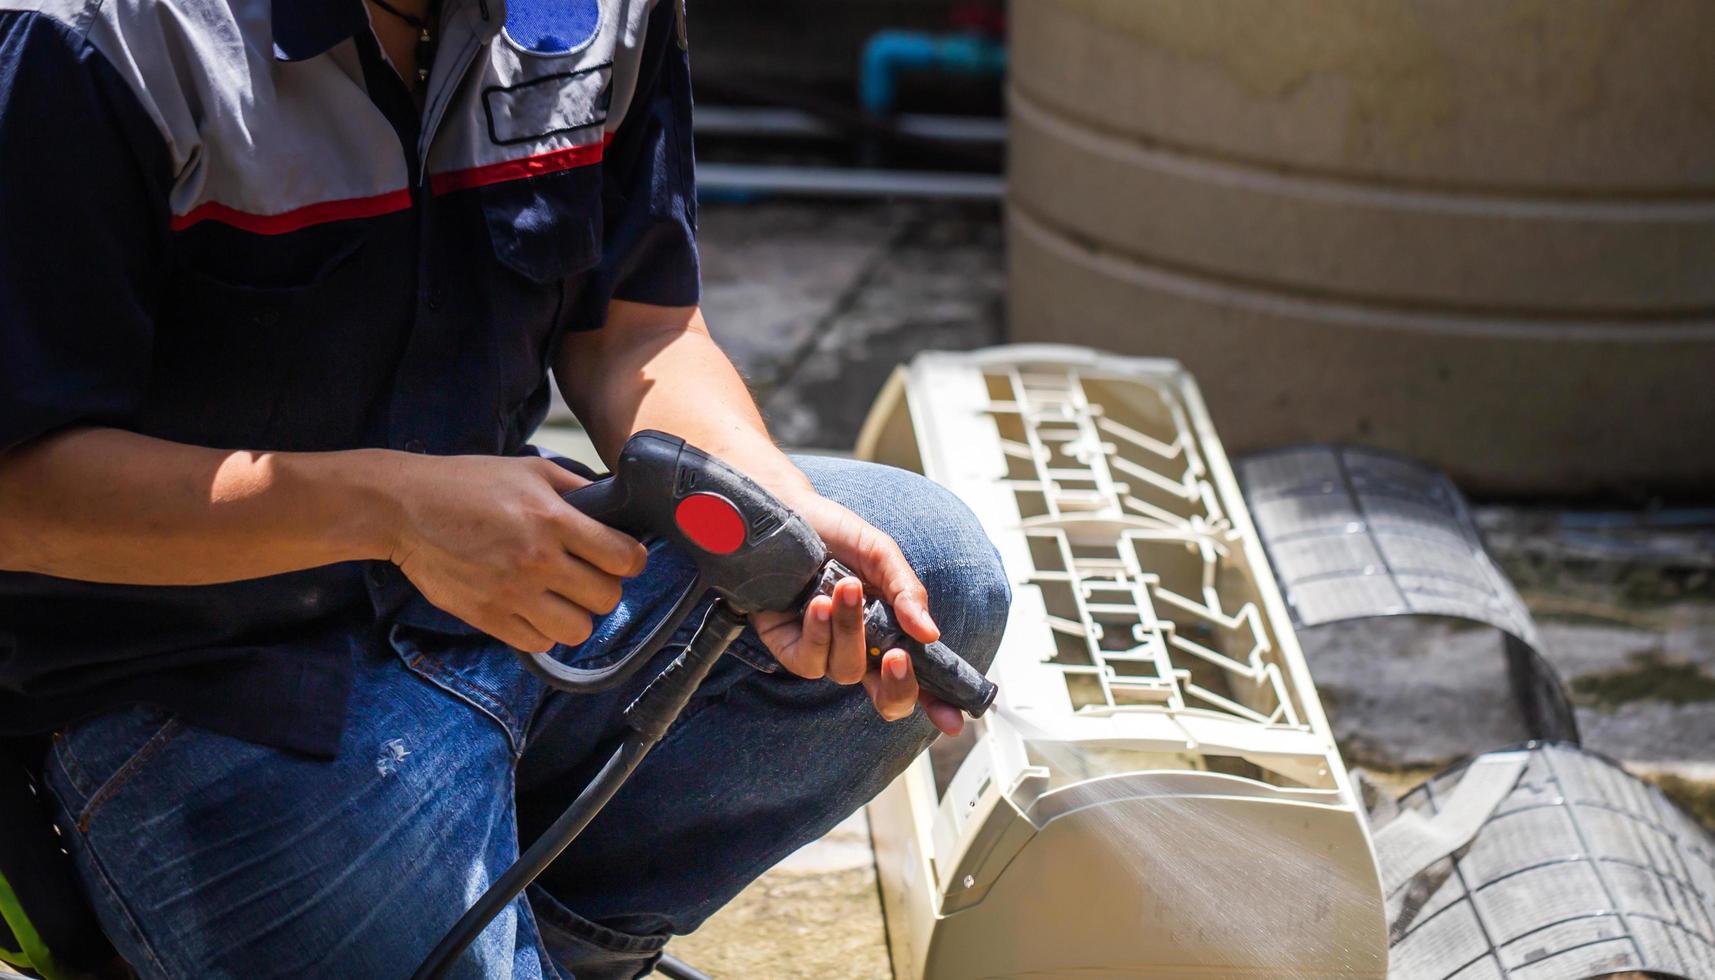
[1007,0,1715,495]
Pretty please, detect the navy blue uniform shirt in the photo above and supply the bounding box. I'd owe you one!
[0,0,698,755]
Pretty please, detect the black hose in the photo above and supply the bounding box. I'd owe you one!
[410,736,654,980]
[655,953,714,980]
[412,601,747,980]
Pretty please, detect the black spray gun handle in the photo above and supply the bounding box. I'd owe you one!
[561,430,828,612]
[545,430,997,716]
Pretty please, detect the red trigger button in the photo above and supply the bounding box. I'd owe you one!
[674,492,746,554]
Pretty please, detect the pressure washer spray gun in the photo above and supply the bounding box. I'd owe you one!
[522,428,998,714]
[413,430,996,979]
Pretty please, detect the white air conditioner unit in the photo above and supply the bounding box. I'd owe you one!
[856,345,1387,979]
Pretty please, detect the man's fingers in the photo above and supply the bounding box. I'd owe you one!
[549,508,648,578]
[861,648,919,722]
[799,594,834,670]
[532,457,591,495]
[920,695,965,737]
[749,609,798,649]
[842,512,940,646]
[766,579,866,685]
[769,597,832,680]
[828,576,867,685]
[537,550,625,616]
[888,585,938,646]
[495,614,555,655]
[521,592,595,648]
[527,458,647,576]
[861,649,963,735]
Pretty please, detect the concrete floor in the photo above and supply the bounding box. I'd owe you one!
[549,198,1006,452]
[537,198,1715,979]
[1306,507,1715,811]
[665,812,893,979]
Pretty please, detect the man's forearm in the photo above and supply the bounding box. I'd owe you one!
[0,427,402,585]
[557,301,812,499]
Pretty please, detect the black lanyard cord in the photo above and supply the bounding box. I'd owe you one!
[367,0,441,89]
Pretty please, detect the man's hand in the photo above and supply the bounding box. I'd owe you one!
[385,455,648,654]
[751,489,965,737]
[557,299,964,736]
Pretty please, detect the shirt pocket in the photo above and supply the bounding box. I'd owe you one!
[146,227,371,448]
[172,220,371,291]
[478,62,612,284]
[481,163,604,285]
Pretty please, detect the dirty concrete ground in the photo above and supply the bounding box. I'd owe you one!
[1483,511,1715,826]
[1309,510,1715,826]
[550,198,1006,450]
[540,199,1715,978]
[664,812,894,979]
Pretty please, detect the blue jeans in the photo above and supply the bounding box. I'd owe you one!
[42,457,1008,980]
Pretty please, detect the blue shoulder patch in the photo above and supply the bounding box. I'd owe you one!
[504,0,601,56]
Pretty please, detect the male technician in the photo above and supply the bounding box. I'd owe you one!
[0,0,1008,975]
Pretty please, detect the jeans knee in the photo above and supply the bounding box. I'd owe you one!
[917,523,1010,677]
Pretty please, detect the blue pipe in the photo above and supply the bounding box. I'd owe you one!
[859,30,1007,118]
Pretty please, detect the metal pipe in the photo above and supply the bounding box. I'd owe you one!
[695,105,1006,145]
[697,163,1003,201]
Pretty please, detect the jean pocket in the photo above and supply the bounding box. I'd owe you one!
[50,705,180,831]
[531,885,669,980]
[390,621,540,756]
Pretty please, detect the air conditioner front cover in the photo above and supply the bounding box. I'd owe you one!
[857,345,1388,979]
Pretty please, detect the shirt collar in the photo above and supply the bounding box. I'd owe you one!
[272,0,369,62]
[271,0,504,62]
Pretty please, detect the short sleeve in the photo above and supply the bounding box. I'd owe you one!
[597,0,699,309]
[0,11,170,451]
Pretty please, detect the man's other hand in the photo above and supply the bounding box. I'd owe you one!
[751,491,965,738]
[385,455,648,653]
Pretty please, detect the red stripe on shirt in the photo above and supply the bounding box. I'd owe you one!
[429,135,611,195]
[167,134,611,233]
[169,189,414,234]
